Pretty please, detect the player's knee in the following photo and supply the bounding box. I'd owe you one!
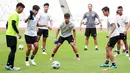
[43,37,47,41]
[93,37,97,40]
[86,37,89,40]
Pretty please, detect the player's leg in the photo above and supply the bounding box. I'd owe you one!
[25,44,32,66]
[123,39,129,56]
[5,35,20,70]
[114,40,121,56]
[67,35,80,60]
[100,36,119,68]
[107,36,120,68]
[91,28,98,51]
[50,36,64,60]
[107,46,117,68]
[84,28,90,50]
[100,46,110,67]
[42,29,48,54]
[128,45,130,60]
[25,35,33,66]
[30,42,38,66]
[37,28,42,41]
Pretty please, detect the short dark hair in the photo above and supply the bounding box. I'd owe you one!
[33,5,40,11]
[16,2,25,8]
[118,6,123,9]
[44,3,49,6]
[88,3,92,6]
[64,13,70,18]
[102,6,109,12]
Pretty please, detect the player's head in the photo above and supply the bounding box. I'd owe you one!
[16,2,25,14]
[102,6,109,16]
[64,13,70,24]
[88,3,93,11]
[117,6,123,15]
[44,3,49,12]
[32,5,40,16]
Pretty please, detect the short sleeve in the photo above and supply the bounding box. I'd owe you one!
[95,12,99,18]
[36,11,41,21]
[72,23,75,29]
[59,23,63,29]
[83,13,87,19]
[12,14,18,21]
[108,17,116,25]
[124,16,129,24]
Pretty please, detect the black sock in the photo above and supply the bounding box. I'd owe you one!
[76,54,79,57]
[51,53,55,57]
[31,55,35,60]
[26,56,29,61]
[105,60,109,64]
[117,51,120,54]
[112,62,116,66]
[43,49,46,52]
[126,51,128,54]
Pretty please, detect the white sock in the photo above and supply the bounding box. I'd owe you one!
[85,45,88,48]
[121,45,125,50]
[95,45,98,48]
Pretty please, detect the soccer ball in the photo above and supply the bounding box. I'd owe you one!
[18,44,24,50]
[82,18,87,25]
[52,61,60,69]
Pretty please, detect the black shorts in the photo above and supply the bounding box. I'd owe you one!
[25,35,38,44]
[37,28,48,37]
[107,35,120,48]
[6,35,17,47]
[85,28,97,37]
[119,33,127,41]
[58,35,74,44]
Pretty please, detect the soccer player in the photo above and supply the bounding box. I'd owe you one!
[50,13,80,60]
[100,6,120,69]
[80,3,102,51]
[37,3,52,54]
[114,6,129,56]
[24,5,40,66]
[5,3,25,71]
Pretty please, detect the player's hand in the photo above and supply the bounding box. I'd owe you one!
[48,26,52,30]
[18,34,22,39]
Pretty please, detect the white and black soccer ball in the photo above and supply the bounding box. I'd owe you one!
[52,61,60,69]
[18,44,24,50]
[82,18,87,25]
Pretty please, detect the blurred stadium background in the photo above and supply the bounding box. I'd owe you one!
[0,0,130,29]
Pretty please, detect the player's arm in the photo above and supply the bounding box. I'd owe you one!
[124,22,130,34]
[6,22,8,29]
[96,12,102,29]
[124,16,130,34]
[24,15,30,23]
[12,20,21,39]
[56,29,60,39]
[80,13,86,30]
[73,29,76,42]
[107,23,116,38]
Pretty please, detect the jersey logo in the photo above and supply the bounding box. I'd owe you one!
[92,14,95,17]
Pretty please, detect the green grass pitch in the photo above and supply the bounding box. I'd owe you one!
[0,30,130,73]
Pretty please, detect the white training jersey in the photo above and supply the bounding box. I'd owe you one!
[107,16,119,38]
[59,22,75,38]
[37,11,51,29]
[24,16,38,36]
[116,15,128,33]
